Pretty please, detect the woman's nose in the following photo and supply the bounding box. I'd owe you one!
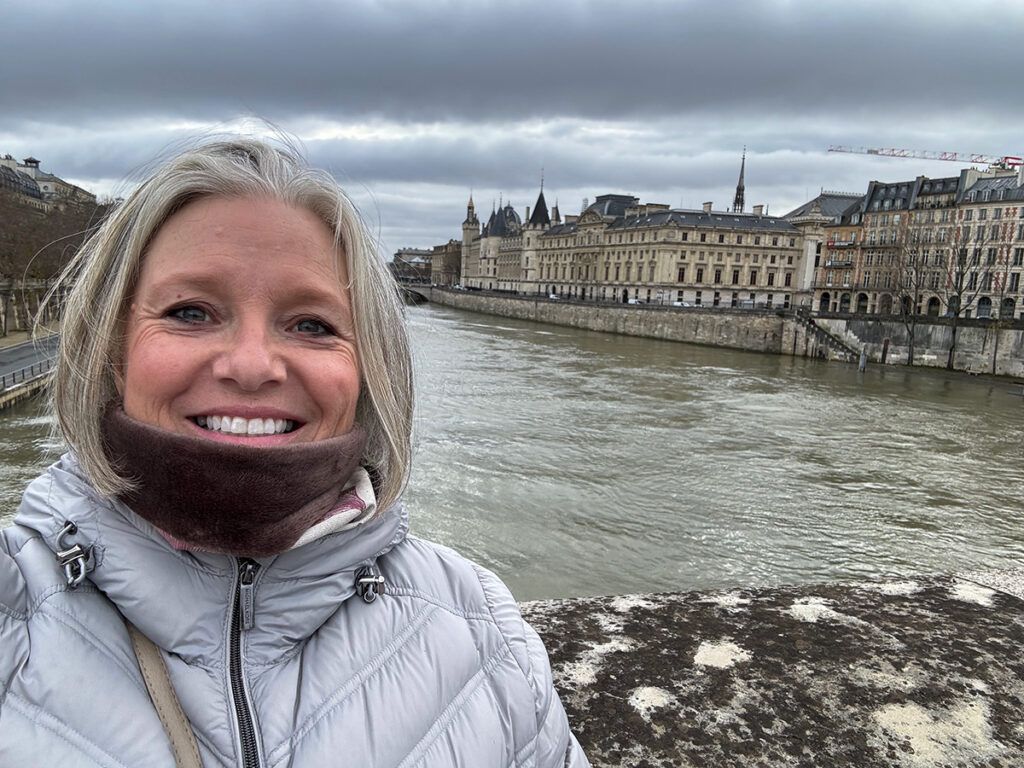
[211,322,286,391]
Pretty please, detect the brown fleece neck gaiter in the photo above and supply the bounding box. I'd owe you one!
[100,405,368,557]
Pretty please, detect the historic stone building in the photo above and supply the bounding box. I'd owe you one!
[460,158,817,309]
[456,159,1024,319]
[955,170,1024,319]
[0,154,96,208]
[810,167,1023,319]
[430,239,462,286]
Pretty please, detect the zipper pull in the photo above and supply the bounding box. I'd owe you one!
[239,559,259,631]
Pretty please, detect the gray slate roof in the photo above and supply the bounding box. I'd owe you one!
[609,209,800,233]
[784,192,863,221]
[963,175,1024,203]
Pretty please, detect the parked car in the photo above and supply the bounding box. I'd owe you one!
[671,301,692,307]
[548,294,560,300]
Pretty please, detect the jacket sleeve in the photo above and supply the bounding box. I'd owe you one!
[474,564,591,768]
[522,621,591,767]
[0,532,30,719]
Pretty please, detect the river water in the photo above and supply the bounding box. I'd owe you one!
[2,304,1022,600]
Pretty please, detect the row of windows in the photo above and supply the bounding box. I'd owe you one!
[536,250,797,267]
[539,262,796,287]
[545,232,799,248]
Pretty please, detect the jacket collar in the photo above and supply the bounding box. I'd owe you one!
[16,454,409,666]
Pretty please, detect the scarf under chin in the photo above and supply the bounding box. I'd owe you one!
[100,405,368,557]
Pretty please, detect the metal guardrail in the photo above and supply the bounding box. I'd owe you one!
[0,358,54,391]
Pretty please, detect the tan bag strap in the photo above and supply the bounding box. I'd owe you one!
[126,622,203,768]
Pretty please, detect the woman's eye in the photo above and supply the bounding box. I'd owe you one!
[294,318,333,336]
[169,306,209,324]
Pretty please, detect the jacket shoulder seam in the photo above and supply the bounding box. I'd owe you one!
[384,585,497,622]
[470,563,535,687]
[0,600,26,621]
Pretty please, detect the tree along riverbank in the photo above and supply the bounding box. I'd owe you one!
[420,287,1024,378]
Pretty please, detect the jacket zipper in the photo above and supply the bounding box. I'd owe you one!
[230,557,262,768]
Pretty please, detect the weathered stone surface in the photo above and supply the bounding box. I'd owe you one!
[429,289,788,355]
[523,572,1024,767]
[816,316,1024,378]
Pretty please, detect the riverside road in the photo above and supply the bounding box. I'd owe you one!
[0,335,57,381]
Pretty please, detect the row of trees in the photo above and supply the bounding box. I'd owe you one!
[891,213,1019,372]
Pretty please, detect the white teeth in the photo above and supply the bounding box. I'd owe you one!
[195,415,295,435]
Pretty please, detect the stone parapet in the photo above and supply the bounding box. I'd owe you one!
[523,570,1024,767]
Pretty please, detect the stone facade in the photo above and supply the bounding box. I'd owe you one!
[813,167,1024,322]
[460,179,816,311]
[429,239,462,286]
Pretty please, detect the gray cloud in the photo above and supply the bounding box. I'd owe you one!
[2,0,1021,251]
[3,0,1022,124]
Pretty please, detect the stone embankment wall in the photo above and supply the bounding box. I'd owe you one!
[422,288,1024,377]
[524,568,1024,767]
[816,315,1024,378]
[428,289,790,355]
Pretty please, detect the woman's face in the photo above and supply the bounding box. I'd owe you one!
[121,195,361,446]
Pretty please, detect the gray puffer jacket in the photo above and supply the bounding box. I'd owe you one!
[0,457,589,767]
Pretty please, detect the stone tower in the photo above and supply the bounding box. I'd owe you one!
[460,193,480,286]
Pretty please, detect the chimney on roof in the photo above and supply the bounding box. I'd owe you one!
[753,204,764,216]
[702,201,713,213]
[1018,163,1024,187]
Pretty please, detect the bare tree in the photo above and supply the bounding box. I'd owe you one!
[890,214,929,365]
[984,218,1016,374]
[941,214,991,370]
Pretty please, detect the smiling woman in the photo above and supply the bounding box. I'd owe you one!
[0,138,588,767]
[121,196,361,445]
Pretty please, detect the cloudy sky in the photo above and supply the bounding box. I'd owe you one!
[2,0,1022,255]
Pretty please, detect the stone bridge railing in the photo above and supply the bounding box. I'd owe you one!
[524,569,1024,767]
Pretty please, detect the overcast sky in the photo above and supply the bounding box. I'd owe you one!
[2,0,1022,254]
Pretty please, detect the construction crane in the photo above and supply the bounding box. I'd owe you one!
[828,145,1022,169]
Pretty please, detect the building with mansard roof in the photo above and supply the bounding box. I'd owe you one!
[808,167,1023,320]
[460,155,821,309]
[0,154,96,208]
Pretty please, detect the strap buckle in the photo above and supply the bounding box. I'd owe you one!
[56,522,91,589]
[355,566,386,604]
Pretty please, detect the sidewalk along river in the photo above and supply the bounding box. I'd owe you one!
[2,302,1023,600]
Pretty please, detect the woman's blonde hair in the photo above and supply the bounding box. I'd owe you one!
[43,137,413,512]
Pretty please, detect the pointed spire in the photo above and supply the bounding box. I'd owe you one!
[732,147,746,213]
[529,180,551,227]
